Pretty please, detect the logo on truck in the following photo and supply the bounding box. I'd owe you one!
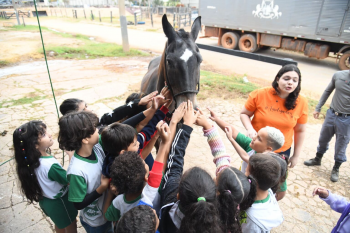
[252,0,282,19]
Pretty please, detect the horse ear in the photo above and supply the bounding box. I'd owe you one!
[162,14,177,43]
[191,16,201,41]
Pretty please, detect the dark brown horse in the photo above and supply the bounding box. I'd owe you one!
[141,14,202,111]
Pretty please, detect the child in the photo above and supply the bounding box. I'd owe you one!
[13,121,77,233]
[100,96,170,177]
[58,111,112,233]
[115,205,160,233]
[208,108,287,200]
[195,110,257,232]
[242,153,283,233]
[270,153,289,199]
[158,101,222,233]
[103,120,172,222]
[313,186,350,232]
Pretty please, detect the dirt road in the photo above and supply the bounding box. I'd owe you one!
[23,18,339,98]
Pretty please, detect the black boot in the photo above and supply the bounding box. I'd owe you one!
[304,153,323,166]
[330,162,342,182]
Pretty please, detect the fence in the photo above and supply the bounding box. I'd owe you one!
[0,10,30,19]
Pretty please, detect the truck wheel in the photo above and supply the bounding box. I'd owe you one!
[239,34,258,53]
[338,51,350,70]
[221,32,239,49]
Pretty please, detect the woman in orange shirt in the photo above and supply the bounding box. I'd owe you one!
[240,64,308,169]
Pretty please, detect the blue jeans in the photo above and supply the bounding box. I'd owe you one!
[278,147,291,158]
[317,109,350,163]
[79,216,113,233]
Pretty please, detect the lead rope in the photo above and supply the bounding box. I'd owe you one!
[33,0,64,166]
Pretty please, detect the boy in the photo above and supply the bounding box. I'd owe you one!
[103,120,173,222]
[242,153,284,233]
[208,108,287,200]
[58,111,112,232]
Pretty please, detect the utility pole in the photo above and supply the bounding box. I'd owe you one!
[11,0,21,25]
[118,0,130,52]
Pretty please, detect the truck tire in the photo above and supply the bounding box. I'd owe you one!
[221,32,239,49]
[239,34,258,53]
[338,51,350,70]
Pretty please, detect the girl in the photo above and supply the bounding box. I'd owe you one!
[270,153,289,200]
[195,109,257,232]
[13,121,77,233]
[159,101,222,233]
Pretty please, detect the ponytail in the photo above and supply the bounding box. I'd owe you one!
[217,191,241,233]
[240,175,257,211]
[271,153,289,193]
[13,121,47,203]
[178,167,222,233]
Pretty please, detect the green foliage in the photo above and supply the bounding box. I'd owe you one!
[0,95,47,109]
[0,60,10,68]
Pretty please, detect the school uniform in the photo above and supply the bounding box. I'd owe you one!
[35,156,77,229]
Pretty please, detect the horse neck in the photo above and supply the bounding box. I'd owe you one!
[157,44,167,92]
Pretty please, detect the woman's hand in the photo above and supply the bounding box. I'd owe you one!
[312,187,329,198]
[288,155,298,168]
[139,91,158,106]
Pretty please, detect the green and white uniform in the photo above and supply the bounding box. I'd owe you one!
[67,143,107,227]
[35,156,77,229]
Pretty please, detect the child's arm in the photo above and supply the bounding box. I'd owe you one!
[169,102,187,145]
[313,187,349,213]
[68,174,110,210]
[161,100,197,207]
[208,107,240,140]
[195,110,231,175]
[102,189,115,220]
[48,163,69,186]
[225,126,250,163]
[141,132,159,160]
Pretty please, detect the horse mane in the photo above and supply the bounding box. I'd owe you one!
[176,29,190,39]
[157,43,167,92]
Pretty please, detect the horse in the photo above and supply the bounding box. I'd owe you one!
[141,14,202,111]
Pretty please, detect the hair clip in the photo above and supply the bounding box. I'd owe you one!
[22,149,24,151]
[197,197,206,202]
[27,165,29,167]
[25,157,27,159]
[248,179,251,183]
[225,190,231,194]
[19,129,21,132]
[282,155,285,160]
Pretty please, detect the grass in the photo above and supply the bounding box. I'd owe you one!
[307,97,329,119]
[0,60,11,68]
[199,70,259,98]
[0,95,48,109]
[42,42,148,59]
[9,25,49,31]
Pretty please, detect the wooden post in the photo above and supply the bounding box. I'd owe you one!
[75,10,77,19]
[91,10,94,20]
[22,15,25,26]
[84,9,86,19]
[110,11,112,23]
[99,11,101,22]
[151,12,153,27]
[118,0,130,52]
[134,12,137,26]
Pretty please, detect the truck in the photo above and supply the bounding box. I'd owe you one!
[199,0,350,70]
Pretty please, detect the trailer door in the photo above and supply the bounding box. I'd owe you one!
[316,0,350,37]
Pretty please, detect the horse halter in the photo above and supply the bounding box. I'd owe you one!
[164,45,200,109]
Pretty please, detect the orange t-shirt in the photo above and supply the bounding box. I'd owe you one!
[244,87,308,152]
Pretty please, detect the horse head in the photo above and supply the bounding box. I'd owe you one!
[158,14,202,110]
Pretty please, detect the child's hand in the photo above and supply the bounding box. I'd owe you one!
[101,175,110,188]
[171,102,186,123]
[195,109,212,130]
[312,187,329,198]
[247,128,257,139]
[157,121,171,144]
[151,95,166,110]
[139,91,158,106]
[208,107,219,122]
[225,126,234,141]
[183,100,199,127]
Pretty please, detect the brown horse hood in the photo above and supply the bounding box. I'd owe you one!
[141,14,202,111]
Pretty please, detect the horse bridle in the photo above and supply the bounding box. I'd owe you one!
[163,46,200,109]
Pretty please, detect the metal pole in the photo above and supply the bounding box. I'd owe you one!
[173,13,175,27]
[22,15,25,26]
[99,11,101,22]
[60,9,62,17]
[11,0,21,25]
[91,10,94,20]
[134,12,137,25]
[84,9,86,19]
[151,12,153,27]
[118,0,130,52]
[110,11,112,23]
[75,10,77,19]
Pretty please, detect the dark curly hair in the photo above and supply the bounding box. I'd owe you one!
[101,123,136,158]
[125,92,145,105]
[58,111,99,151]
[270,153,289,194]
[110,151,146,195]
[59,98,84,115]
[116,205,157,233]
[249,153,281,191]
[272,64,301,110]
[216,167,257,233]
[13,121,48,203]
[178,167,223,233]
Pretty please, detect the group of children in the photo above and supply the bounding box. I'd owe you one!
[12,87,349,233]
